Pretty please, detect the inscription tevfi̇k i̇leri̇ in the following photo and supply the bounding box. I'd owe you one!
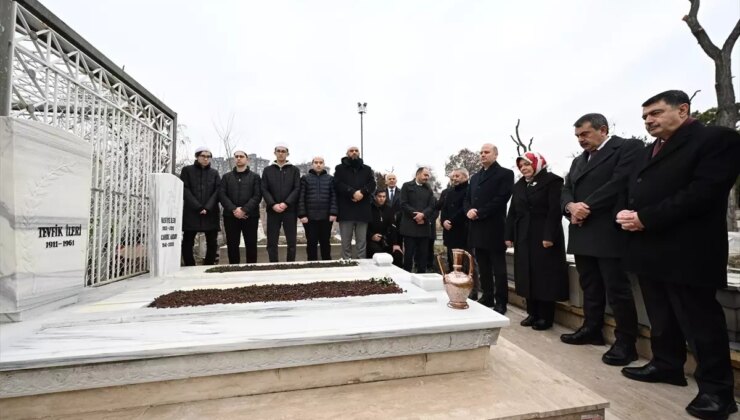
[38,224,82,248]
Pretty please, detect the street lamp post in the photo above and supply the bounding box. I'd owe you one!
[357,102,367,157]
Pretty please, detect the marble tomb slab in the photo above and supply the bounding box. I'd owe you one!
[148,173,183,277]
[0,260,508,398]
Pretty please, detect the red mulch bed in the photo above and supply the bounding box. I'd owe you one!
[205,260,358,273]
[148,278,403,308]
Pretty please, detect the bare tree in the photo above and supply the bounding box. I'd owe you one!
[444,148,481,176]
[683,0,740,230]
[510,119,534,156]
[175,123,192,174]
[213,113,238,168]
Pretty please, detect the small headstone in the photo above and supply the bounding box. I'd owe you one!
[148,174,183,276]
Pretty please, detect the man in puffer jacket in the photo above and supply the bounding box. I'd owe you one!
[261,143,301,262]
[298,156,337,261]
[334,145,376,259]
[180,146,221,266]
[219,149,262,264]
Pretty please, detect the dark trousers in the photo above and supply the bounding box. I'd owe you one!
[526,299,555,324]
[304,219,332,261]
[639,277,733,397]
[574,255,638,344]
[266,211,297,262]
[181,230,218,266]
[223,216,259,264]
[403,236,429,273]
[474,247,508,305]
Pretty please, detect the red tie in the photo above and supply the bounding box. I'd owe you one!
[652,140,666,158]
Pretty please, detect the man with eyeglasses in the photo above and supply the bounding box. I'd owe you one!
[219,150,262,264]
[261,143,301,262]
[180,146,221,266]
[334,145,376,259]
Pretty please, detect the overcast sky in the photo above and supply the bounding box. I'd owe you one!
[43,0,740,180]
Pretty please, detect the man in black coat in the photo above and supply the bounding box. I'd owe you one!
[219,150,262,264]
[441,168,470,270]
[560,113,642,366]
[180,147,221,266]
[464,144,514,314]
[261,143,301,262]
[367,190,403,266]
[399,167,436,273]
[334,146,376,259]
[617,90,740,419]
[298,156,338,261]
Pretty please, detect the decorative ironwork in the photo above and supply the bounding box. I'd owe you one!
[7,1,177,285]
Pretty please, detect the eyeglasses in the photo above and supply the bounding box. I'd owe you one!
[199,155,212,158]
[234,155,247,159]
[275,149,288,153]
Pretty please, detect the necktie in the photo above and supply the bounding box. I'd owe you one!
[389,189,394,202]
[652,139,666,158]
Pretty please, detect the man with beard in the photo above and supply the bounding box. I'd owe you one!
[219,149,262,264]
[298,156,338,261]
[366,190,403,266]
[180,146,221,266]
[334,145,376,259]
[261,143,301,262]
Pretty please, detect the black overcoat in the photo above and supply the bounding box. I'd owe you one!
[620,121,740,288]
[505,171,569,301]
[440,181,469,248]
[333,157,376,222]
[561,136,644,258]
[464,162,514,250]
[399,180,436,238]
[219,167,262,219]
[180,162,221,231]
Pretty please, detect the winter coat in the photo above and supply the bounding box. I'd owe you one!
[298,169,338,221]
[620,121,740,288]
[399,180,436,238]
[464,161,514,250]
[561,136,643,258]
[180,162,221,231]
[261,162,301,214]
[505,170,569,301]
[333,157,376,222]
[219,167,262,219]
[441,181,469,248]
[367,202,399,247]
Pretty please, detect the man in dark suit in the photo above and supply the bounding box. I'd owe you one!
[399,167,436,273]
[385,173,401,215]
[464,144,514,314]
[560,113,643,367]
[617,90,740,419]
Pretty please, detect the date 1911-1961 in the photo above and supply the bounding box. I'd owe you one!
[38,224,82,249]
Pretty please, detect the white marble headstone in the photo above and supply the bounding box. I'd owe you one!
[0,118,92,322]
[148,174,183,276]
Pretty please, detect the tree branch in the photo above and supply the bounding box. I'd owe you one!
[689,89,701,102]
[683,0,721,60]
[721,18,740,55]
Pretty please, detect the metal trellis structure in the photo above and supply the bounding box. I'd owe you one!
[1,0,178,285]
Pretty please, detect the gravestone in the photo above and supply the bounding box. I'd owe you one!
[0,118,92,322]
[148,174,183,276]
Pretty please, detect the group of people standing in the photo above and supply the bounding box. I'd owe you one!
[494,90,739,420]
[179,89,740,419]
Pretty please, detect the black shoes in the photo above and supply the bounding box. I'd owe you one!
[621,363,688,386]
[685,392,738,420]
[477,296,494,308]
[520,315,535,327]
[531,319,552,330]
[560,326,605,345]
[602,343,638,366]
[493,303,507,315]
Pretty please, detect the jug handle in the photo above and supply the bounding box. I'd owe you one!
[436,253,448,276]
[463,250,474,277]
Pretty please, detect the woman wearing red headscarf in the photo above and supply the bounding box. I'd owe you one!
[505,152,569,330]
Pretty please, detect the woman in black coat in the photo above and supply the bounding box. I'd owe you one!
[505,152,568,330]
